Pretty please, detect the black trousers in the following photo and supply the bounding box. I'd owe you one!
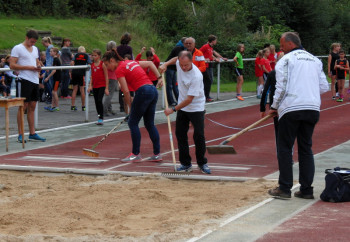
[175,110,207,166]
[202,70,212,99]
[93,87,105,119]
[277,110,319,195]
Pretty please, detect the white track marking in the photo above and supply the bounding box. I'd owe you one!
[187,184,300,242]
[159,163,250,170]
[14,155,107,163]
[106,163,131,170]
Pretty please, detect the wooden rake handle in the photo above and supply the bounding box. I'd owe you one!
[161,75,177,171]
[221,114,274,145]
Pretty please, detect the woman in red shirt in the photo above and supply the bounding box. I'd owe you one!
[87,49,109,125]
[103,49,163,162]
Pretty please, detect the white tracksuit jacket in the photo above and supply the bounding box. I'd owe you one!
[271,49,329,119]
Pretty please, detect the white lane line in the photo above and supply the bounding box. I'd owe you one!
[187,184,301,242]
[159,163,250,170]
[106,163,131,170]
[17,155,107,163]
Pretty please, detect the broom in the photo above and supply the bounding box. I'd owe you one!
[83,116,128,157]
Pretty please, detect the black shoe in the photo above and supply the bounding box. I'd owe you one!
[294,191,314,199]
[268,187,291,199]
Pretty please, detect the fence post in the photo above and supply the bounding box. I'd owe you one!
[84,66,91,122]
[217,62,221,100]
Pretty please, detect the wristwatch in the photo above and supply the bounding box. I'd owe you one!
[172,106,177,112]
[157,75,162,79]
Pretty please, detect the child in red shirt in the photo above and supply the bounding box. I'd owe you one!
[87,49,109,125]
[135,47,160,86]
[261,48,272,81]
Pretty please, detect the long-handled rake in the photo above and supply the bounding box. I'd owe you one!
[83,116,128,157]
[161,76,178,172]
[206,114,274,154]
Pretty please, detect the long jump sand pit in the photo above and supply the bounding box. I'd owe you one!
[0,171,275,241]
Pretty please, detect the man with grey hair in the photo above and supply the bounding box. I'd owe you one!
[161,50,211,174]
[103,40,118,116]
[268,32,329,199]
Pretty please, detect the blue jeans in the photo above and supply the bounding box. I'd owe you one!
[128,85,160,155]
[165,69,178,105]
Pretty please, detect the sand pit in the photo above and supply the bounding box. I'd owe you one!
[0,171,275,241]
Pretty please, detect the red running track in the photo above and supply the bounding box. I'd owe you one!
[0,93,349,178]
[257,201,350,242]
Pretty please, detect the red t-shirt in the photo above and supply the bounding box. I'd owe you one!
[268,53,276,70]
[255,57,263,77]
[115,60,152,92]
[261,58,272,73]
[199,43,213,68]
[91,61,106,88]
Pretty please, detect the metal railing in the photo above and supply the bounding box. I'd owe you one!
[0,55,329,128]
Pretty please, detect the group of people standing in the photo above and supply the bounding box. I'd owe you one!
[328,43,349,102]
[6,30,339,183]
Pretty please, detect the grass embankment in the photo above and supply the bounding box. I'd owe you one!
[0,18,173,60]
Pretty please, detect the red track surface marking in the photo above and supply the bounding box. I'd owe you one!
[257,201,350,242]
[1,93,349,178]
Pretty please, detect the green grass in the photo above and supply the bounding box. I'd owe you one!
[211,80,257,93]
[0,18,173,60]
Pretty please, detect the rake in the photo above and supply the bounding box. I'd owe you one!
[206,114,274,154]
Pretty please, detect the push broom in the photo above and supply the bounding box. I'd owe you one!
[206,114,274,154]
[83,116,128,157]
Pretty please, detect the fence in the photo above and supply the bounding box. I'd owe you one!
[0,56,328,129]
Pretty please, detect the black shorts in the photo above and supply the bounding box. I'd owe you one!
[235,68,243,76]
[331,69,337,76]
[71,73,85,86]
[16,78,39,102]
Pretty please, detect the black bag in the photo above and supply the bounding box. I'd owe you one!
[320,167,350,202]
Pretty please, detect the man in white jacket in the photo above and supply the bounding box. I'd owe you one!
[268,32,329,200]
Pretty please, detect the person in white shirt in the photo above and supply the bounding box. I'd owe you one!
[161,51,211,174]
[10,30,46,142]
[268,32,329,200]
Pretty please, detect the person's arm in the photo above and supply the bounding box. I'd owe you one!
[118,77,131,114]
[10,57,41,72]
[197,59,207,72]
[233,56,239,65]
[164,95,195,116]
[159,57,178,74]
[327,54,332,77]
[152,54,160,68]
[135,47,145,61]
[138,61,163,88]
[260,76,272,114]
[44,61,56,82]
[269,58,288,115]
[102,63,109,95]
[87,74,93,93]
[213,50,227,61]
[319,61,330,94]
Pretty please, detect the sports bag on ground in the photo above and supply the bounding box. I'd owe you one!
[320,167,350,202]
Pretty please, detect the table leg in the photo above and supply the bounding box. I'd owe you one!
[5,107,9,152]
[19,106,25,149]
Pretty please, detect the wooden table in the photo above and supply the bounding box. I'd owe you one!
[0,98,25,151]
